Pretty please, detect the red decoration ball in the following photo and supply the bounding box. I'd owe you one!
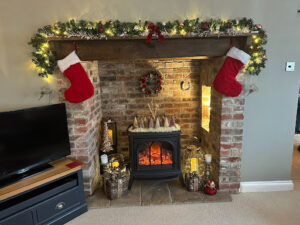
[202,22,210,30]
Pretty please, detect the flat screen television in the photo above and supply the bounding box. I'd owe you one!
[0,103,71,187]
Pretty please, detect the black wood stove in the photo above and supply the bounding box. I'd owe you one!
[128,129,184,189]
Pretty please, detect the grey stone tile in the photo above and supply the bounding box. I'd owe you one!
[169,180,232,204]
[141,181,172,206]
[169,180,206,204]
[86,188,110,208]
[110,181,141,207]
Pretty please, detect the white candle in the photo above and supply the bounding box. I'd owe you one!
[205,154,212,163]
[101,154,108,165]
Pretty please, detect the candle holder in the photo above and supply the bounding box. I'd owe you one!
[205,161,211,181]
[205,154,212,181]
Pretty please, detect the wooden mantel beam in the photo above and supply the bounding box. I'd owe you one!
[48,35,252,61]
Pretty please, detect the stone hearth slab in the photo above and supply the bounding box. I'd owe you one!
[110,181,141,207]
[86,181,231,209]
[141,181,172,206]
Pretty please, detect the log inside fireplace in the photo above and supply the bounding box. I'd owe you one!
[128,129,184,189]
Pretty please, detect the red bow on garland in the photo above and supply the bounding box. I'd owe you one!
[146,23,165,43]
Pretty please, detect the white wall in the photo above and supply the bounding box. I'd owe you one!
[0,0,299,181]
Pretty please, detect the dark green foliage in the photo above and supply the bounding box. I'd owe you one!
[28,18,267,77]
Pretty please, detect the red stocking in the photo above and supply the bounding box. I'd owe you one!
[213,47,250,97]
[57,51,94,103]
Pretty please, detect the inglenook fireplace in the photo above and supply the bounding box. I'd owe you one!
[128,129,184,189]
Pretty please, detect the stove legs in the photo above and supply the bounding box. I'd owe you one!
[128,176,134,190]
[179,173,185,187]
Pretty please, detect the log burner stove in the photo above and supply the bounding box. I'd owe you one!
[128,129,184,189]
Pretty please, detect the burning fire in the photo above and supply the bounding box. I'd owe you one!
[139,142,173,166]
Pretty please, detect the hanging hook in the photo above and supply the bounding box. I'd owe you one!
[72,41,77,52]
[231,38,235,47]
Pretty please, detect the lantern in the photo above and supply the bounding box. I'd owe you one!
[107,118,117,153]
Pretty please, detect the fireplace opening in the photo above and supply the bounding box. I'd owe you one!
[138,142,173,166]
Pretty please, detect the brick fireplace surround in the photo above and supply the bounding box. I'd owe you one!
[56,58,245,195]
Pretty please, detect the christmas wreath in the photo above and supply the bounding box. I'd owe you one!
[140,71,162,96]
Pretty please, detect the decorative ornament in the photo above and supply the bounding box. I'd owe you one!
[101,122,114,153]
[164,117,169,128]
[180,81,191,91]
[148,100,159,119]
[213,47,250,97]
[148,117,154,128]
[141,71,163,96]
[202,21,210,30]
[57,51,94,103]
[185,171,202,192]
[155,117,161,128]
[98,22,104,33]
[204,180,217,195]
[144,117,148,128]
[170,115,176,127]
[161,115,166,127]
[139,118,144,128]
[146,23,165,43]
[133,116,139,129]
[205,154,212,181]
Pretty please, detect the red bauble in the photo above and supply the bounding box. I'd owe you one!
[98,22,104,33]
[202,22,210,30]
[204,186,217,195]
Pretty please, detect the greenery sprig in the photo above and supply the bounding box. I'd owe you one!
[28,18,267,77]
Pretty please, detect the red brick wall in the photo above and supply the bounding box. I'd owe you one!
[55,58,246,195]
[99,60,202,158]
[200,58,245,193]
[57,61,101,195]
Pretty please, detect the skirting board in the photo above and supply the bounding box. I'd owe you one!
[240,180,294,192]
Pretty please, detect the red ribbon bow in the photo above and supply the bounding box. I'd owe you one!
[146,23,165,43]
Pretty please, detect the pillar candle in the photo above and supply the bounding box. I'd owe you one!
[101,154,108,165]
[190,158,198,172]
[205,154,212,163]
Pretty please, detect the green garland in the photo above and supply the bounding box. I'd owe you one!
[28,18,267,77]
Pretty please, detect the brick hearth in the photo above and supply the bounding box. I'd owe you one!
[56,58,245,195]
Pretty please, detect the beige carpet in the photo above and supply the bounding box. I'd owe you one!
[68,137,300,225]
[67,181,300,225]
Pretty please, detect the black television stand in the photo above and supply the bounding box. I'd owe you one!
[0,164,53,189]
[0,158,87,225]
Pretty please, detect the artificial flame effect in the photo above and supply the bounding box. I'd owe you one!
[139,142,173,166]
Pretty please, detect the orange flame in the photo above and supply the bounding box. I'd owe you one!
[139,142,172,166]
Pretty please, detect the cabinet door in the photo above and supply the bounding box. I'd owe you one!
[0,211,33,225]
